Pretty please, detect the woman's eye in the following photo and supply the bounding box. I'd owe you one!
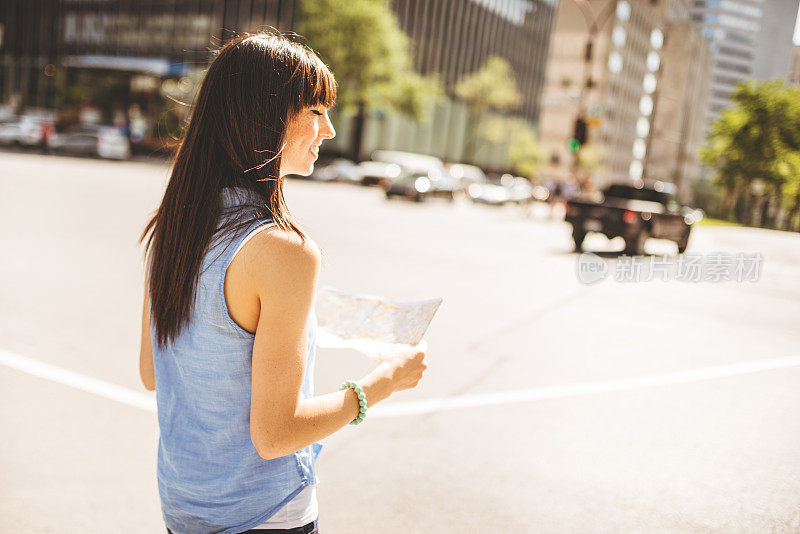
[311,110,323,116]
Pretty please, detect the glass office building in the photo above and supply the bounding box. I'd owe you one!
[1,0,555,168]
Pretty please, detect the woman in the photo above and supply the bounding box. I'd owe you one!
[138,32,428,534]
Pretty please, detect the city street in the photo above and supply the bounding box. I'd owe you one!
[2,151,800,533]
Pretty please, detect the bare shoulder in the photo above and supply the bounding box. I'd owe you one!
[244,227,320,265]
[237,227,321,292]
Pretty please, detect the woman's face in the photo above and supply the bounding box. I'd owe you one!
[279,106,336,177]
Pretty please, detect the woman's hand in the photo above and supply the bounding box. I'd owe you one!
[378,341,428,393]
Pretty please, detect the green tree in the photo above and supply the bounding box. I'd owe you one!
[576,144,603,175]
[454,56,523,162]
[481,115,543,177]
[297,0,442,161]
[700,80,800,226]
[779,151,800,230]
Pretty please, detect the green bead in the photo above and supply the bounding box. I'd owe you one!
[357,391,365,401]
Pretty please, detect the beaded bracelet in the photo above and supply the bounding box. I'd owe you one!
[339,380,367,425]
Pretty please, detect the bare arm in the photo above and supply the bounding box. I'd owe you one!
[247,231,394,460]
[139,255,156,391]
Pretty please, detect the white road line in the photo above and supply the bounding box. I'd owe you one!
[369,354,800,418]
[2,348,800,418]
[0,349,156,412]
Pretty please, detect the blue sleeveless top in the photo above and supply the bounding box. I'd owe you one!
[150,186,322,534]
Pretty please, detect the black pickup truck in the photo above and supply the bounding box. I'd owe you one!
[564,182,702,255]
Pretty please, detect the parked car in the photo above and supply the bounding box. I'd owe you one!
[445,163,489,192]
[467,174,533,206]
[0,117,24,145]
[374,150,462,201]
[307,158,359,182]
[354,160,405,186]
[383,169,459,201]
[48,125,131,160]
[371,150,445,177]
[564,181,702,254]
[467,181,512,205]
[0,114,54,147]
[506,177,535,204]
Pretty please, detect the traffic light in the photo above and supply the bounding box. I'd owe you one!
[567,138,580,153]
[568,117,588,153]
[573,117,588,145]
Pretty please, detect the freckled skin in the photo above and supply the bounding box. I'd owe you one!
[279,108,336,178]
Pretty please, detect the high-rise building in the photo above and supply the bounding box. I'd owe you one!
[691,0,799,122]
[539,0,682,190]
[752,0,799,80]
[0,0,556,170]
[646,19,713,203]
[344,0,557,168]
[0,1,295,114]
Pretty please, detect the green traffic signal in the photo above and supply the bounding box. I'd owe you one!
[568,138,580,153]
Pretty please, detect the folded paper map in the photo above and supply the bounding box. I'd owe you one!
[314,286,442,360]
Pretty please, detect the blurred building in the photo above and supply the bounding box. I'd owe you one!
[1,0,296,109]
[646,14,713,204]
[692,0,800,122]
[0,0,61,111]
[0,0,297,149]
[0,0,556,170]
[539,0,688,192]
[789,45,800,84]
[751,0,799,81]
[339,0,557,170]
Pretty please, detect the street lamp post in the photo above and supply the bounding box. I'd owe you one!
[569,0,617,179]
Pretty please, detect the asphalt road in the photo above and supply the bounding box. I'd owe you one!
[1,151,799,533]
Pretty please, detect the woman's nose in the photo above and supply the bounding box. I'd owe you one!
[322,115,335,139]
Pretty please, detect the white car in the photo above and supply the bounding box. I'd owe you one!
[309,158,360,182]
[0,118,24,145]
[49,126,131,160]
[445,163,489,188]
[354,160,404,186]
[0,115,53,147]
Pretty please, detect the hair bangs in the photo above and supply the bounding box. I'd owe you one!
[300,52,337,110]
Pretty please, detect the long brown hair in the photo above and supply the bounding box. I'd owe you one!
[141,31,337,349]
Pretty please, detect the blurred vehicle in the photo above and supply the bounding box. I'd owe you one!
[445,163,489,192]
[371,150,444,176]
[467,174,535,206]
[0,117,23,145]
[383,170,459,202]
[353,160,404,186]
[48,125,131,160]
[307,158,359,182]
[467,181,512,205]
[564,180,702,254]
[0,112,54,147]
[506,177,535,204]
[374,150,461,201]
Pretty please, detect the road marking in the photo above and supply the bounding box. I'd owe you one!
[370,354,800,418]
[2,348,800,418]
[0,349,156,412]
